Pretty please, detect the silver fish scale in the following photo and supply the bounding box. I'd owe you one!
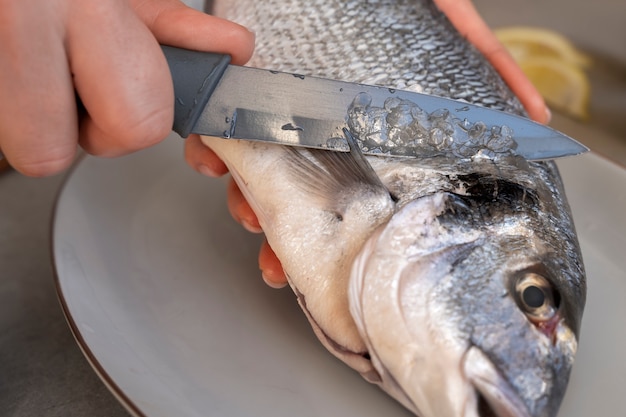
[213,0,525,115]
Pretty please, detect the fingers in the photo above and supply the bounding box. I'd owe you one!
[184,135,229,177]
[480,47,551,124]
[434,0,550,124]
[226,177,262,233]
[74,0,255,157]
[224,177,287,288]
[188,144,287,288]
[67,0,174,157]
[259,239,288,288]
[0,2,78,176]
[75,0,256,156]
[131,0,255,65]
[0,0,254,177]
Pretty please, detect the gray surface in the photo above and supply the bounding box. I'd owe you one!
[0,170,128,417]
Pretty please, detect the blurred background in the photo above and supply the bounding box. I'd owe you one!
[475,0,626,165]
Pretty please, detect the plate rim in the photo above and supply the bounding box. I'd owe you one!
[50,153,146,417]
[50,148,626,417]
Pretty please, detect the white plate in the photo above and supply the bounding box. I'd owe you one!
[53,135,626,417]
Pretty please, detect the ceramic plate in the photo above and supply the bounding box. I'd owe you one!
[53,134,626,417]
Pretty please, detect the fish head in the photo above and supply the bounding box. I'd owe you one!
[349,163,585,417]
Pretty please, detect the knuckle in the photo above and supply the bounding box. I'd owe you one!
[14,151,76,177]
[227,28,256,65]
[109,105,173,150]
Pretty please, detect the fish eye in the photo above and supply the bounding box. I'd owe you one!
[515,272,559,322]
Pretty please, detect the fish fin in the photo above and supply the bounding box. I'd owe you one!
[285,129,392,216]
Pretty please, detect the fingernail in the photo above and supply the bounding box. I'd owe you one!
[198,164,218,177]
[262,271,287,289]
[241,218,262,233]
[544,107,552,124]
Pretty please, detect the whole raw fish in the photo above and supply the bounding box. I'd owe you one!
[202,1,586,416]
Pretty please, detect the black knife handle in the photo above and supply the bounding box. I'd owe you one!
[161,45,231,138]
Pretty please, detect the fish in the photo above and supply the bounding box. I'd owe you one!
[201,1,587,416]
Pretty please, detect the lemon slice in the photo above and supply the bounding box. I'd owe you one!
[519,57,591,119]
[495,26,592,119]
[495,26,591,68]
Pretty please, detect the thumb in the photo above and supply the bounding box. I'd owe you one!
[131,0,255,65]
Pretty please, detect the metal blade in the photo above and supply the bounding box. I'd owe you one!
[193,65,588,161]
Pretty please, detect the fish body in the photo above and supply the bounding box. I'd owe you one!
[202,1,586,416]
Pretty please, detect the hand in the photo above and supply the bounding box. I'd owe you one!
[186,0,551,289]
[0,0,254,177]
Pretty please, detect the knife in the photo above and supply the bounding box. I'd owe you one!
[161,45,588,161]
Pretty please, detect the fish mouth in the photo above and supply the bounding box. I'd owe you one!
[464,346,532,417]
[292,287,378,379]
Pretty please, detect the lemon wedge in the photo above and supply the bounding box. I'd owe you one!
[495,26,592,119]
[519,57,591,119]
[495,26,591,68]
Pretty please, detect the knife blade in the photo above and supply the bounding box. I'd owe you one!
[162,45,588,161]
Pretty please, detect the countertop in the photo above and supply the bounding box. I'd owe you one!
[1,1,624,416]
[0,170,129,416]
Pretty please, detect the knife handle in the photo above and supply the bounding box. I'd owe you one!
[161,45,231,138]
